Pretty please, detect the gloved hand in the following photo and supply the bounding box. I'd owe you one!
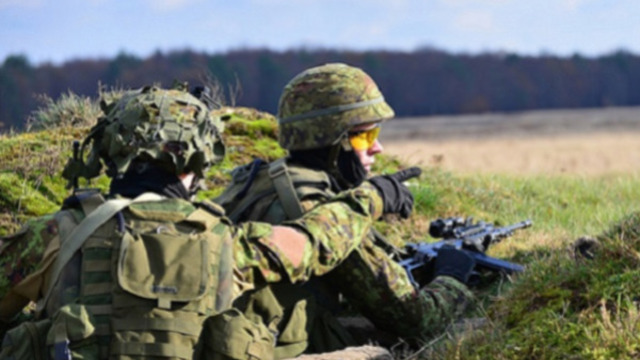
[433,246,476,284]
[368,167,422,218]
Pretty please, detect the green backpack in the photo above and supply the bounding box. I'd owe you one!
[215,159,358,358]
[214,158,334,224]
[0,191,275,360]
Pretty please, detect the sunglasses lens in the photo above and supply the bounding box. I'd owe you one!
[349,126,380,150]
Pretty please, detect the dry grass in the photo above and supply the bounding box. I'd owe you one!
[383,132,640,176]
[381,106,640,177]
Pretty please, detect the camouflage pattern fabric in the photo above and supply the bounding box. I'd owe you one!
[0,183,383,336]
[232,182,383,286]
[218,161,474,339]
[62,86,226,186]
[277,63,394,150]
[0,214,58,301]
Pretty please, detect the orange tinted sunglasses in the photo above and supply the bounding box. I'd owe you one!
[349,126,381,151]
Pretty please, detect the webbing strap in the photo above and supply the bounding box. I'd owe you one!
[85,304,112,315]
[94,324,111,336]
[81,282,113,296]
[83,259,111,272]
[111,342,193,359]
[77,191,106,217]
[268,158,304,220]
[39,192,165,313]
[112,317,202,336]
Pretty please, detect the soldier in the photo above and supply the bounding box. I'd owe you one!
[215,63,477,351]
[0,85,412,359]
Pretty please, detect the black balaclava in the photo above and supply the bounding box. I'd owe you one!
[288,144,367,192]
[109,162,190,200]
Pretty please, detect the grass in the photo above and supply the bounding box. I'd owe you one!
[27,91,102,130]
[371,165,640,359]
[3,91,640,359]
[429,213,640,360]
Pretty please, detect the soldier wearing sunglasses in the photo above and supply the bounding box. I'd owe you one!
[214,63,475,355]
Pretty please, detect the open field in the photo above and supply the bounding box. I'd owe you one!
[381,106,640,176]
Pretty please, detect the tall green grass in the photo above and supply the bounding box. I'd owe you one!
[410,169,640,240]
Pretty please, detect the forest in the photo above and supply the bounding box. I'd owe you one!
[1,48,639,130]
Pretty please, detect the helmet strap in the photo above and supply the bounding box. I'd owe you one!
[326,138,367,190]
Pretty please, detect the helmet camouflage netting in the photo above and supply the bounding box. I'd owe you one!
[277,63,394,151]
[63,85,225,185]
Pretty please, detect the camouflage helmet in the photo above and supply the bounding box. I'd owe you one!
[63,85,225,185]
[277,63,394,151]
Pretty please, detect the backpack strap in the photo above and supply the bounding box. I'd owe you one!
[76,191,106,215]
[235,158,265,200]
[268,158,304,220]
[38,192,165,314]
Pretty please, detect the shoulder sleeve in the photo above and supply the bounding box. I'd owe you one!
[330,233,474,338]
[230,184,383,285]
[0,213,59,300]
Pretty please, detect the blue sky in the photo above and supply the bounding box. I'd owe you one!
[1,0,638,65]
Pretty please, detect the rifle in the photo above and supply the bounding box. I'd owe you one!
[398,217,532,287]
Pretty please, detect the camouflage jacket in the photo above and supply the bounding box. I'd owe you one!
[215,159,475,339]
[0,184,383,323]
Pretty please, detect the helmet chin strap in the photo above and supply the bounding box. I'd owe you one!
[325,137,367,190]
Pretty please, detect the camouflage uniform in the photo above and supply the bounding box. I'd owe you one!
[0,86,386,360]
[215,63,473,342]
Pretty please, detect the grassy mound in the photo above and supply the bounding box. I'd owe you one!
[429,214,640,359]
[0,104,285,236]
[3,92,640,359]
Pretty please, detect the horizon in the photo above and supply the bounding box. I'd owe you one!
[1,0,638,66]
[3,45,638,68]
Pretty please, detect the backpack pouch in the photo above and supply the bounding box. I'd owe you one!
[111,226,214,359]
[117,230,209,307]
[196,308,275,360]
[0,318,51,360]
[45,304,99,360]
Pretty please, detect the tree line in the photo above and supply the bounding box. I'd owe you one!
[1,48,639,130]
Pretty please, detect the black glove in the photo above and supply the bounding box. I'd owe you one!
[369,167,422,218]
[433,246,476,284]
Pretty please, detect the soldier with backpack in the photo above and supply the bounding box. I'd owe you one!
[214,63,477,351]
[0,84,413,359]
